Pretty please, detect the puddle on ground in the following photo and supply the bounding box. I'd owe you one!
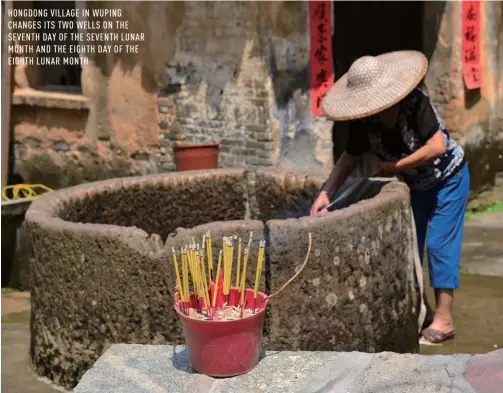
[420,272,503,355]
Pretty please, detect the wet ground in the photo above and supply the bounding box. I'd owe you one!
[420,273,503,355]
[1,291,66,393]
[1,213,502,392]
[420,213,503,355]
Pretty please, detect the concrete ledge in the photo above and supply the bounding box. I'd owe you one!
[1,199,33,217]
[74,344,503,393]
[12,88,89,111]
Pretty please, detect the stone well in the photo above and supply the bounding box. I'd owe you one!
[23,168,418,389]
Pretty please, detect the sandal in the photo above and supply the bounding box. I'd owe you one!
[421,313,435,331]
[421,327,456,344]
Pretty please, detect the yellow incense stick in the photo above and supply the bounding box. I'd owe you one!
[240,248,249,304]
[199,252,210,308]
[182,249,189,302]
[171,246,184,301]
[194,251,202,299]
[192,248,199,295]
[212,250,223,307]
[223,237,233,295]
[207,232,213,282]
[222,237,227,292]
[188,247,196,295]
[230,236,236,286]
[235,238,242,288]
[227,237,234,294]
[254,240,265,299]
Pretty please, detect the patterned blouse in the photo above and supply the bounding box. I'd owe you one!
[346,88,465,191]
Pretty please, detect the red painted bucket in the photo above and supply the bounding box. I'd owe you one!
[174,288,268,377]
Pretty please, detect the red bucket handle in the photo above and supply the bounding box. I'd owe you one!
[264,232,312,305]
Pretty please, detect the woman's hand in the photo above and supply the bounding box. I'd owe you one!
[310,192,330,216]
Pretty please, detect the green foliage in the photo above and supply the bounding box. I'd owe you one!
[466,201,503,220]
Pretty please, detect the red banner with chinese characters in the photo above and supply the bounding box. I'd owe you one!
[309,1,334,116]
[461,1,481,90]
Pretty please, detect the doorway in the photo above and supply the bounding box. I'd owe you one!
[330,1,424,162]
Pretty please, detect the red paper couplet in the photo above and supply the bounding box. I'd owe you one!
[309,1,334,116]
[461,1,481,90]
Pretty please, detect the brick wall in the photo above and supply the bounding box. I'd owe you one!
[157,2,275,169]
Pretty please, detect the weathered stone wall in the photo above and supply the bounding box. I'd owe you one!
[24,168,417,389]
[11,1,331,189]
[9,1,503,202]
[153,1,330,172]
[424,1,503,209]
[266,181,417,353]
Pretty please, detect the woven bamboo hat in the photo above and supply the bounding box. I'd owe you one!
[322,50,428,121]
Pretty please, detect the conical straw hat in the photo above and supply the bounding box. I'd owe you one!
[322,50,428,121]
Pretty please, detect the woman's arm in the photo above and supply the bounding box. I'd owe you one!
[378,130,446,173]
[322,152,360,197]
[396,130,446,171]
[310,151,360,216]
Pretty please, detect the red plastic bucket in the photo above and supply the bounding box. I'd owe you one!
[174,288,268,377]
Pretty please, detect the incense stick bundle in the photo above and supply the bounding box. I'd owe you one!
[173,230,274,320]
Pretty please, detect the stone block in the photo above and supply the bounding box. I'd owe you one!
[73,344,375,393]
[74,344,494,393]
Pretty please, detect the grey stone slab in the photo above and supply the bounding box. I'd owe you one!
[74,345,375,393]
[347,352,475,393]
[291,351,375,393]
[75,345,215,393]
[76,345,493,393]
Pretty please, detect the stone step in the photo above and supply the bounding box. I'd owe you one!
[74,344,503,393]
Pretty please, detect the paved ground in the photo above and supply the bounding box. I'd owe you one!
[1,212,502,393]
[461,213,503,276]
[1,291,67,393]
